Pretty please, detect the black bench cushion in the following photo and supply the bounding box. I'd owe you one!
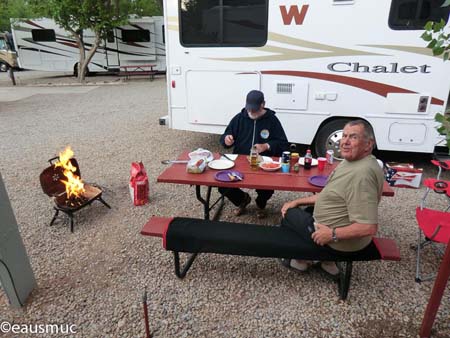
[165,217,381,261]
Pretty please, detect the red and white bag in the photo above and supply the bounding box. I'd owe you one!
[129,162,149,206]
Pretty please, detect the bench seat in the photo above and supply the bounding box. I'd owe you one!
[141,216,400,300]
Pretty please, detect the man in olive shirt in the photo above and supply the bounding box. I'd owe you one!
[279,120,384,275]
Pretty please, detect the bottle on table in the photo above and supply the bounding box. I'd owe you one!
[290,152,299,171]
[250,145,259,171]
[304,149,313,170]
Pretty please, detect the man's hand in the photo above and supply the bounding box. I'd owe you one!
[254,143,269,153]
[224,135,234,146]
[311,223,333,246]
[281,200,298,218]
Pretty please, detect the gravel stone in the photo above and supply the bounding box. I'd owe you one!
[0,72,449,337]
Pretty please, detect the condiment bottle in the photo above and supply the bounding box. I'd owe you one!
[290,152,299,170]
[304,149,312,170]
[250,145,259,171]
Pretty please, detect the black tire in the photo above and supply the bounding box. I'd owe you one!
[0,62,9,72]
[314,119,352,159]
[73,63,90,77]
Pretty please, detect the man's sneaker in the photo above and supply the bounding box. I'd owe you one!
[320,261,340,280]
[234,193,251,216]
[279,258,310,272]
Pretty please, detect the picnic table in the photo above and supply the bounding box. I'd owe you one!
[157,151,394,220]
[119,64,156,81]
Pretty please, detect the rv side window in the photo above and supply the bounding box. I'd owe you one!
[31,29,56,42]
[389,0,450,30]
[107,30,115,43]
[0,39,5,50]
[122,30,150,43]
[179,0,268,47]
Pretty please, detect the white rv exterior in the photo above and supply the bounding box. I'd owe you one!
[11,17,166,74]
[164,0,450,156]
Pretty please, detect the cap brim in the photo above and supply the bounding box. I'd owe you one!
[246,103,260,111]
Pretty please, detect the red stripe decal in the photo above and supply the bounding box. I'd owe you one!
[261,70,444,106]
[25,20,46,29]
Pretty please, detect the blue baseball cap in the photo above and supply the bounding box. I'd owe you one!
[245,90,264,111]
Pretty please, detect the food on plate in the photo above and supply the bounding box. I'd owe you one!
[260,162,280,169]
[259,161,281,171]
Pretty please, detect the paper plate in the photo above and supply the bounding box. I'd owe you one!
[215,170,244,182]
[259,161,281,172]
[299,157,319,166]
[308,175,328,187]
[208,159,235,170]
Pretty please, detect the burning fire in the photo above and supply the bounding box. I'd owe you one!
[54,146,85,199]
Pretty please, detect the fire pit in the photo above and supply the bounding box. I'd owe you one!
[39,147,111,232]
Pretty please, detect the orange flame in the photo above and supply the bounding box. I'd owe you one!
[54,146,85,198]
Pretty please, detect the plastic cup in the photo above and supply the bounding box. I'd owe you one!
[281,163,290,173]
[318,157,326,171]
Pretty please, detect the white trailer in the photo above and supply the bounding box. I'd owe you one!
[164,0,450,156]
[11,17,166,75]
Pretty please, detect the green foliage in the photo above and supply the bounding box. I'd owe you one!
[421,19,449,57]
[435,113,450,150]
[31,0,128,39]
[0,0,45,32]
[422,3,450,153]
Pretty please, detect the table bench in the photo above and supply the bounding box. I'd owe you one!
[119,64,157,81]
[141,216,401,301]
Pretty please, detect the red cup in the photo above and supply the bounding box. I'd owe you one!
[317,157,326,171]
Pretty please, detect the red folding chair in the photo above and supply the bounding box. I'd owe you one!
[430,159,450,180]
[415,178,450,282]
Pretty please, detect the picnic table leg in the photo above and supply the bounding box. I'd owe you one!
[195,186,225,220]
[419,240,450,338]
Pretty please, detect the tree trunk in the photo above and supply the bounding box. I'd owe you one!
[70,29,87,83]
[82,34,102,81]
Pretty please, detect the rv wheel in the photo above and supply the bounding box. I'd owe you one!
[315,119,352,160]
[0,62,9,72]
[73,64,90,77]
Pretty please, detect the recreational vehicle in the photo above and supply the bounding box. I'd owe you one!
[164,0,450,157]
[11,17,166,75]
[0,32,18,72]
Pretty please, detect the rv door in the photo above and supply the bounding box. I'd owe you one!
[105,29,120,68]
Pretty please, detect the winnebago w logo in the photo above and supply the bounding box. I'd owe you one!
[280,5,309,25]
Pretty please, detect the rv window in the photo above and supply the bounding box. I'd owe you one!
[31,29,56,42]
[180,0,268,47]
[122,30,150,43]
[107,30,115,43]
[0,39,5,50]
[389,0,450,30]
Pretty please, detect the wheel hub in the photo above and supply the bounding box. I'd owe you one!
[326,130,343,160]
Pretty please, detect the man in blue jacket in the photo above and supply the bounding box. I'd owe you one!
[220,90,288,218]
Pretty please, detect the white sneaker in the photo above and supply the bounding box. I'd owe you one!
[290,259,311,271]
[320,261,339,276]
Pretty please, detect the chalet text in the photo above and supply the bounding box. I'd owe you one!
[328,62,431,74]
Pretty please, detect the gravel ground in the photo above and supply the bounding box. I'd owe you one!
[0,73,449,337]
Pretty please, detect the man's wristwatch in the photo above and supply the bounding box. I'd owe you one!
[331,228,339,242]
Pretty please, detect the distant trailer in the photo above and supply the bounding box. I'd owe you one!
[11,17,166,75]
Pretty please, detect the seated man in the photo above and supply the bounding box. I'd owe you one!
[220,90,288,218]
[280,120,384,276]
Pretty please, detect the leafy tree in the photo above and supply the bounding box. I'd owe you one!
[421,0,450,150]
[0,0,44,32]
[29,0,128,82]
